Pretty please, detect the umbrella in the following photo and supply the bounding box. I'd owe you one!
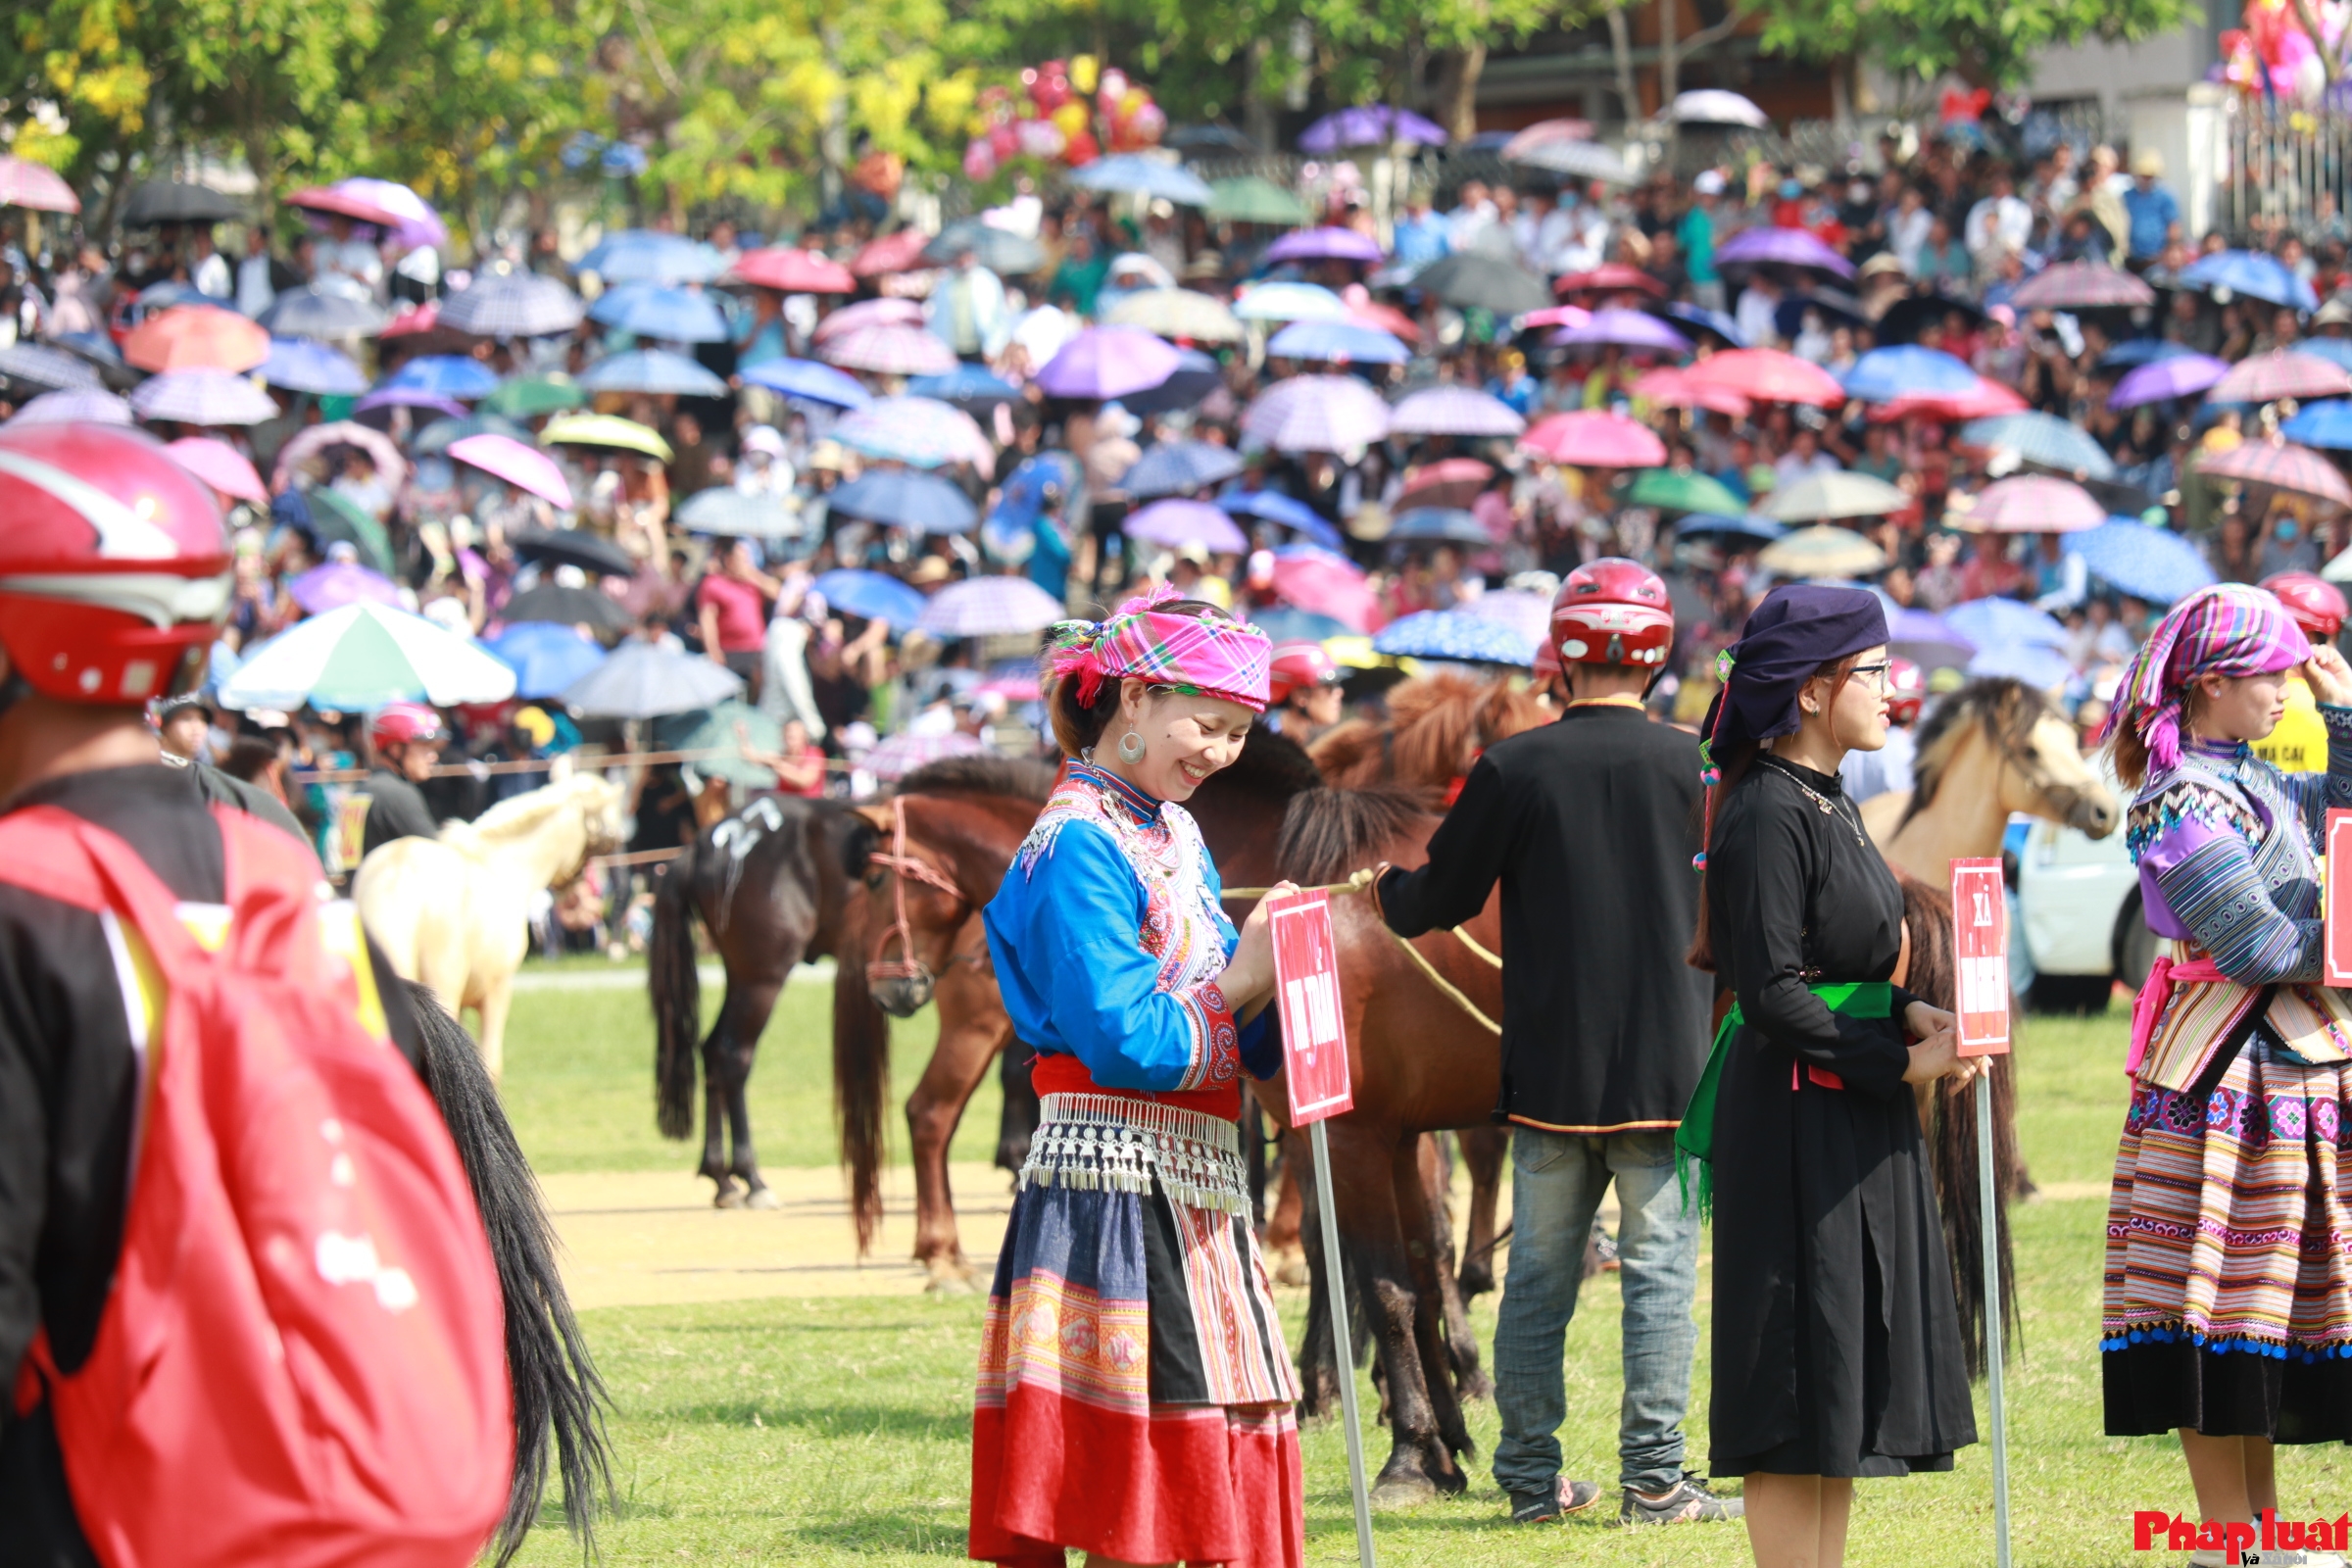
[1498,120,1596,161]
[577,230,725,284]
[731,248,857,293]
[1760,470,1908,521]
[0,157,77,214]
[1457,589,1552,646]
[259,337,368,395]
[256,284,388,340]
[819,321,958,376]
[272,420,408,493]
[1116,349,1224,416]
[303,489,396,575]
[2102,338,2194,368]
[1122,441,1247,498]
[1103,288,1246,343]
[1632,365,1752,417]
[165,437,268,505]
[913,576,1065,638]
[479,374,586,418]
[1869,380,2029,423]
[578,349,729,397]
[354,387,468,422]
[561,640,742,718]
[1777,289,1868,339]
[129,368,277,426]
[540,414,672,461]
[1372,610,1535,665]
[415,413,531,457]
[1408,252,1553,316]
[827,469,978,533]
[2109,353,2229,410]
[437,272,586,338]
[863,731,988,781]
[1553,265,1668,299]
[1756,525,1887,577]
[2281,400,2352,450]
[1221,490,1343,549]
[1872,291,1984,347]
[1388,508,1491,545]
[2011,263,2154,311]
[1388,386,1526,438]
[484,622,608,700]
[2199,438,2352,505]
[1675,513,1786,544]
[1126,500,1250,554]
[6,388,132,426]
[123,306,268,373]
[678,487,802,537]
[503,582,635,633]
[1067,156,1215,206]
[2298,338,2352,374]
[1970,641,2076,688]
[833,396,993,469]
[1715,227,1856,279]
[287,560,402,613]
[1956,474,2104,533]
[329,178,444,250]
[1396,458,1495,511]
[450,433,574,509]
[922,220,1046,275]
[1242,374,1392,453]
[1548,308,1690,354]
[220,604,516,711]
[0,343,101,392]
[1267,319,1409,365]
[1946,597,2068,652]
[649,700,785,790]
[1887,607,1975,669]
[1672,88,1769,125]
[1958,413,2119,479]
[1685,349,1846,407]
[598,285,730,344]
[285,185,405,229]
[1205,177,1313,225]
[384,355,500,400]
[121,181,243,225]
[1034,326,1183,401]
[2179,250,2319,312]
[1270,549,1379,630]
[2064,519,2216,604]
[1299,106,1446,151]
[52,331,131,382]
[1232,281,1351,323]
[1347,289,1420,343]
[813,568,928,628]
[849,230,931,278]
[1262,227,1387,266]
[1628,468,1745,514]
[509,529,636,579]
[1250,607,1353,643]
[1511,139,1636,182]
[906,367,1021,411]
[740,357,873,409]
[1520,411,1667,468]
[2208,350,2352,406]
[815,299,926,342]
[1839,346,1979,403]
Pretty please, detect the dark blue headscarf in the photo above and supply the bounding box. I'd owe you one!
[1704,583,1889,750]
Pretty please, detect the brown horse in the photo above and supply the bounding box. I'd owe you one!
[1312,671,1552,802]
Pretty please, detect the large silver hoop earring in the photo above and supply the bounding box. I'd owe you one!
[1117,730,1146,762]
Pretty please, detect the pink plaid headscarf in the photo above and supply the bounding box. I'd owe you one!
[1046,582,1272,712]
[2099,582,2310,772]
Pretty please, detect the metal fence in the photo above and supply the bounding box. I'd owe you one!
[2224,100,2352,244]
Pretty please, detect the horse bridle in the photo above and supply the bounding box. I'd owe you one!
[865,794,973,1004]
[1987,710,2092,827]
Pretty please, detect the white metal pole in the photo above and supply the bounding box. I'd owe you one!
[1977,1068,2012,1568]
[1310,1118,1378,1568]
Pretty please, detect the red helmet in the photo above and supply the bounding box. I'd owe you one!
[2261,571,2346,640]
[0,423,231,704]
[1885,656,1927,723]
[1267,640,1344,704]
[1532,637,1562,680]
[370,702,446,751]
[1549,558,1675,667]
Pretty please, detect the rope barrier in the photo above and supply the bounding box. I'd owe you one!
[290,746,858,786]
[1222,870,1502,1036]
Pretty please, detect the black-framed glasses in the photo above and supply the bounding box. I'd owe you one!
[1847,662,1893,690]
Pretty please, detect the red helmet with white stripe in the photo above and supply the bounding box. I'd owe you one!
[1266,640,1344,704]
[1549,558,1675,667]
[1885,656,1927,723]
[369,702,446,750]
[0,423,232,704]
[2261,571,2347,641]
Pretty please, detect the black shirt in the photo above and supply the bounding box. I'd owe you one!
[360,766,439,857]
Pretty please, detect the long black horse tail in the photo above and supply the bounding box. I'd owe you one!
[408,980,612,1565]
[832,886,892,1256]
[651,837,703,1140]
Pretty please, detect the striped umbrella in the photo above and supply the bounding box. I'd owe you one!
[818,322,957,376]
[1241,374,1392,453]
[220,603,516,710]
[130,369,277,425]
[578,349,728,397]
[1387,386,1527,438]
[0,156,78,214]
[913,576,1067,637]
[7,388,134,426]
[0,342,102,392]
[863,731,986,781]
[2009,262,2154,310]
[1685,349,1845,407]
[2208,350,2352,406]
[437,272,584,337]
[2199,438,2352,505]
[1955,475,2104,534]
[1519,411,1667,467]
[833,396,993,469]
[1957,413,2118,479]
[813,298,925,342]
[257,284,388,340]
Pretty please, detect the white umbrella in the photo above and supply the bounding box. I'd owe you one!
[219,603,516,710]
[1673,89,1771,127]
[1759,470,1910,522]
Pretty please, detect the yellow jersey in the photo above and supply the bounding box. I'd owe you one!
[2254,673,2328,773]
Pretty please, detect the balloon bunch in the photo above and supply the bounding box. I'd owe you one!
[963,54,1165,182]
[2222,0,2347,104]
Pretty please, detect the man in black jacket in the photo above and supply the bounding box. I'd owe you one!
[1376,561,1736,1530]
[358,700,445,858]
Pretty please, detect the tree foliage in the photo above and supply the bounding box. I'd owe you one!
[1749,0,2198,88]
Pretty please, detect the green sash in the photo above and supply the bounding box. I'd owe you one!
[1674,981,1894,1219]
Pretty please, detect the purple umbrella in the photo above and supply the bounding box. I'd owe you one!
[1298,106,1447,152]
[2109,353,2229,410]
[354,387,469,420]
[289,560,403,614]
[1548,308,1692,354]
[1034,326,1183,400]
[1124,499,1250,554]
[1388,385,1529,437]
[1715,226,1858,279]
[1261,226,1387,266]
[862,730,986,781]
[1242,374,1393,453]
[7,387,134,426]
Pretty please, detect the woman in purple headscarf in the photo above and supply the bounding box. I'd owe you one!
[2101,582,2352,1554]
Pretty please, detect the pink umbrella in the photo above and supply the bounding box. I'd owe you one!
[1633,367,1751,417]
[819,321,957,376]
[1241,374,1392,453]
[1271,549,1380,632]
[273,419,408,493]
[1683,349,1845,407]
[1957,475,2104,534]
[2199,438,2352,505]
[449,433,574,508]
[1519,411,1667,468]
[2208,350,2352,406]
[0,156,78,214]
[164,437,268,506]
[1867,381,2030,423]
[285,184,406,229]
[733,247,857,293]
[1500,120,1596,161]
[814,296,926,343]
[850,230,931,279]
[1515,305,1593,330]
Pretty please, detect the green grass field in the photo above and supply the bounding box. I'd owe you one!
[501,974,2352,1565]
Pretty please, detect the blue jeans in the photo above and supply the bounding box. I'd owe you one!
[1491,1127,1701,1499]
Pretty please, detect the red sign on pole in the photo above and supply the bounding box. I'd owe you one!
[1269,889,1353,1124]
[2327,809,2352,987]
[1950,857,2011,1057]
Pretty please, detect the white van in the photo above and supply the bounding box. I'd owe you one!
[2015,811,2159,1011]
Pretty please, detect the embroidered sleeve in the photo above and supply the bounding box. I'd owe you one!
[2281,704,2352,830]
[2147,827,2320,984]
[2126,779,2261,864]
[1169,981,1242,1091]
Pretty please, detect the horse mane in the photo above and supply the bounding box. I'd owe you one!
[442,771,613,856]
[1311,672,1548,796]
[898,755,1056,803]
[1226,724,1323,799]
[1276,786,1430,885]
[1895,678,2049,834]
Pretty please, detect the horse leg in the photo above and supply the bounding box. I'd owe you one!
[1265,1153,1308,1288]
[1347,1123,1464,1507]
[906,963,1007,1292]
[995,1037,1038,1173]
[1422,1135,1492,1403]
[714,976,785,1209]
[472,976,514,1085]
[698,995,741,1207]
[1456,1123,1508,1300]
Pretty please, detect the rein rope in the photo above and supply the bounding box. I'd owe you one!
[866,795,967,986]
[1222,870,1503,1036]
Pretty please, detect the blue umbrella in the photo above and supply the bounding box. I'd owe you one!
[2179,250,2319,312]
[2296,339,2352,374]
[260,337,368,395]
[579,348,729,397]
[1249,607,1352,643]
[1388,508,1490,545]
[1946,596,2067,652]
[1958,412,2118,479]
[827,469,977,533]
[906,366,1021,410]
[1676,513,1786,543]
[1122,441,1246,498]
[2063,518,2217,604]
[2100,338,2192,368]
[577,230,725,284]
[813,568,928,629]
[1969,640,2075,688]
[1220,489,1343,550]
[1660,302,1746,346]
[2283,399,2352,450]
[597,284,729,344]
[1372,610,1536,666]
[1888,607,1975,669]
[1839,345,1979,403]
[484,621,609,699]
[741,357,872,409]
[383,355,500,399]
[1267,319,1411,365]
[1065,155,1216,206]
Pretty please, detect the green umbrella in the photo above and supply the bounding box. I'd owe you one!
[1628,468,1744,515]
[481,374,586,419]
[306,487,395,576]
[1205,177,1312,226]
[652,699,781,791]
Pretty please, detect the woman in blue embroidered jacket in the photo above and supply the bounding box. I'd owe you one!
[2101,582,2352,1561]
[969,588,1305,1568]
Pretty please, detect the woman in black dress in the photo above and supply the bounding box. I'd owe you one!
[1686,584,1981,1568]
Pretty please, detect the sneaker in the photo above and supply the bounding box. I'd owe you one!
[1509,1477,1606,1523]
[1620,1473,1745,1526]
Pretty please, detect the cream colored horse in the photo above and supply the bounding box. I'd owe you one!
[356,768,627,1078]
